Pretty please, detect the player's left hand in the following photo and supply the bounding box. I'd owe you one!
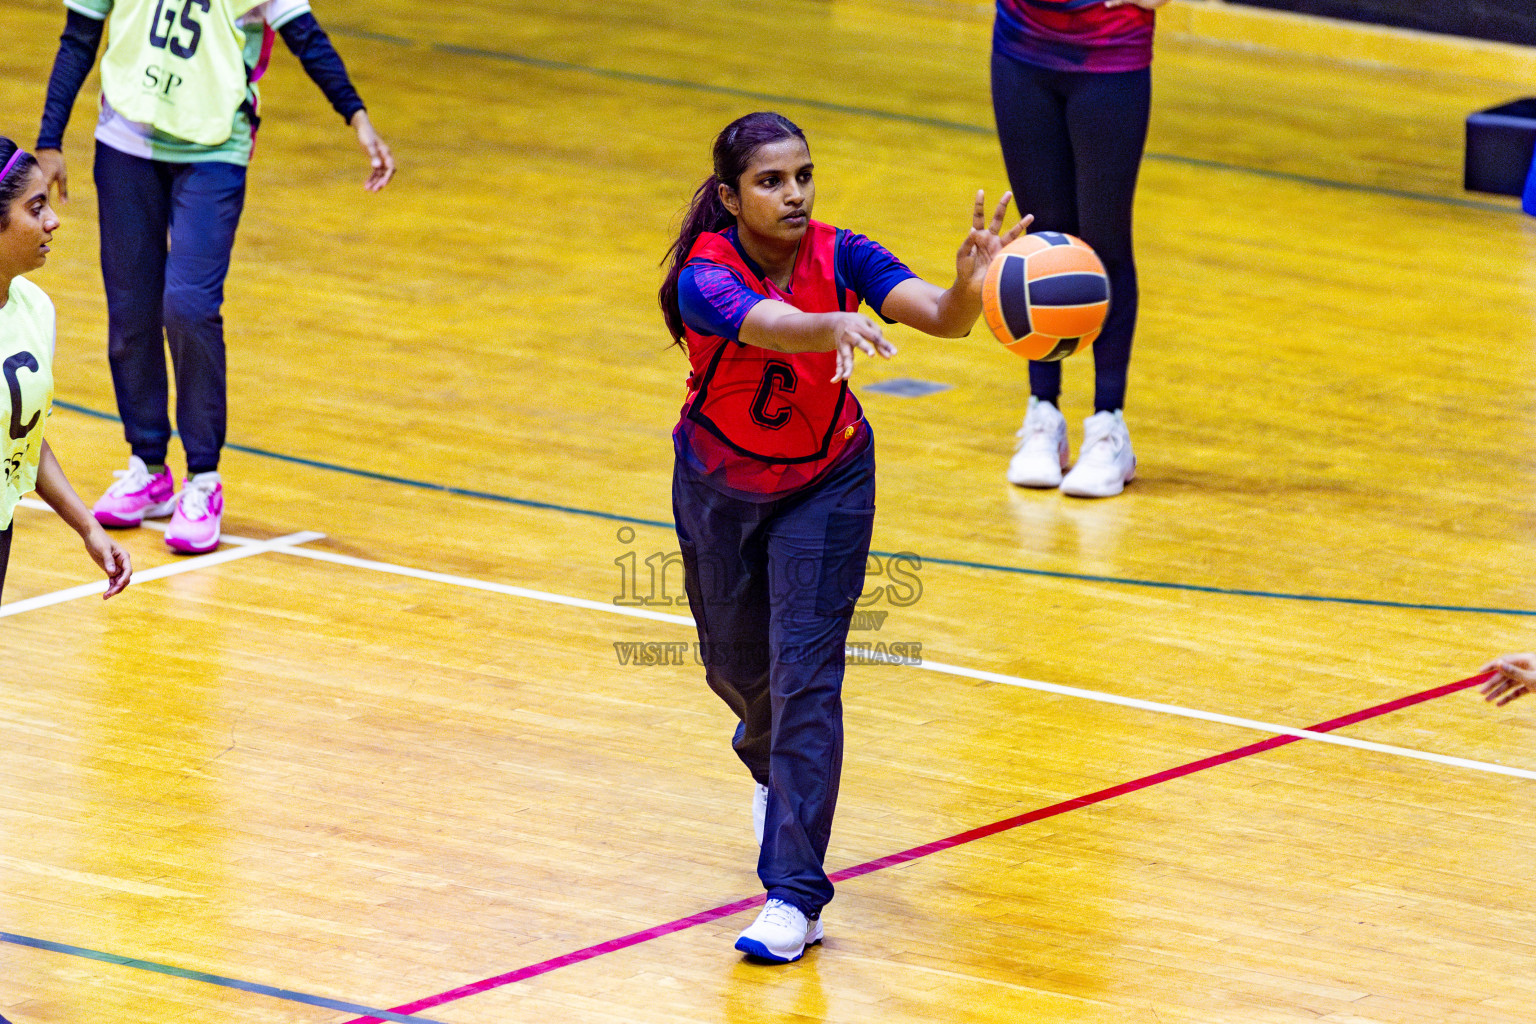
[350,110,396,192]
[83,527,132,600]
[956,190,1031,294]
[1479,653,1536,706]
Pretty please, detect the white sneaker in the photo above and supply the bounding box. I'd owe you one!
[1007,398,1069,488]
[735,898,824,963]
[753,783,768,845]
[1060,410,1136,498]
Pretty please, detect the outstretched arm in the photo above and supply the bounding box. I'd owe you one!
[278,13,395,191]
[878,191,1031,338]
[1479,654,1536,706]
[35,8,107,204]
[740,300,898,383]
[33,441,132,599]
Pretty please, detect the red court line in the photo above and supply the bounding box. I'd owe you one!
[344,673,1490,1023]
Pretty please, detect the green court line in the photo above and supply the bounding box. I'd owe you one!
[0,932,452,1024]
[329,26,1519,216]
[50,400,1536,619]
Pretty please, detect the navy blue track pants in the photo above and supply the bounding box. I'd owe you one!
[672,435,877,919]
[95,143,247,475]
[991,52,1151,413]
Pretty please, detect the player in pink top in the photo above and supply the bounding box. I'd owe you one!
[994,0,1170,498]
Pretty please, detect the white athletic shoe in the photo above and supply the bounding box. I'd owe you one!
[753,783,768,845]
[735,899,824,963]
[1007,398,1069,488]
[1060,410,1136,498]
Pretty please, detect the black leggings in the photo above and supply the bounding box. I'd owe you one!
[991,51,1151,413]
[0,523,11,603]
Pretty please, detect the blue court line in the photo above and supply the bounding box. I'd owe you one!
[907,556,1536,617]
[0,932,451,1024]
[53,400,661,528]
[52,400,1536,618]
[330,27,1520,217]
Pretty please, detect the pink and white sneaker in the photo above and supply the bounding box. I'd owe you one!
[165,472,224,554]
[93,456,177,527]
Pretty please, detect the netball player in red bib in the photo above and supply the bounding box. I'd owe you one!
[659,111,1028,963]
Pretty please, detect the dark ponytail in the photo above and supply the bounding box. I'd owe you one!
[658,173,734,343]
[659,112,808,344]
[0,137,38,231]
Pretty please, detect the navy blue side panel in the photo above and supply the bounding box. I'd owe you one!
[1028,272,1109,306]
[1040,337,1082,361]
[998,255,1033,339]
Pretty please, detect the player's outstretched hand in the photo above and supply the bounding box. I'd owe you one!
[350,110,395,192]
[956,190,1031,294]
[829,312,896,382]
[83,527,132,600]
[1479,653,1536,706]
[35,148,68,205]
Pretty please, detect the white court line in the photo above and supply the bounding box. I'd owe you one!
[270,545,694,625]
[262,542,1536,782]
[854,648,1536,781]
[0,525,325,619]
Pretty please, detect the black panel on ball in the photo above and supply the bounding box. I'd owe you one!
[999,255,1033,341]
[1041,337,1081,362]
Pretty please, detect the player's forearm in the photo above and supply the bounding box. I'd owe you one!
[883,278,979,339]
[740,310,843,354]
[923,283,983,339]
[33,442,97,541]
[278,13,366,122]
[37,9,105,150]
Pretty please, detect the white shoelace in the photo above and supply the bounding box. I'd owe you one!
[760,899,802,930]
[178,480,216,518]
[1015,415,1058,452]
[105,462,154,496]
[1078,420,1124,463]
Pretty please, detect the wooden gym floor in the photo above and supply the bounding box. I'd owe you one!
[4,0,1536,1020]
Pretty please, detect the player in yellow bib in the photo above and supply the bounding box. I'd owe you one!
[35,0,395,553]
[97,0,272,149]
[0,137,132,603]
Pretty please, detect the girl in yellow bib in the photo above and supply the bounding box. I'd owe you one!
[35,0,395,554]
[0,137,132,603]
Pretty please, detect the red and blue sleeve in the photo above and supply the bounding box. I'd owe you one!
[678,259,767,342]
[835,230,916,322]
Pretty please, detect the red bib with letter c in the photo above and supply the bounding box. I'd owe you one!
[675,221,868,497]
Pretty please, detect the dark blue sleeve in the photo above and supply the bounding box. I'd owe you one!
[835,230,917,323]
[278,13,366,122]
[679,260,766,342]
[37,9,105,151]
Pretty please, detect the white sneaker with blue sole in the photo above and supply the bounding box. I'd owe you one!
[735,898,824,963]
